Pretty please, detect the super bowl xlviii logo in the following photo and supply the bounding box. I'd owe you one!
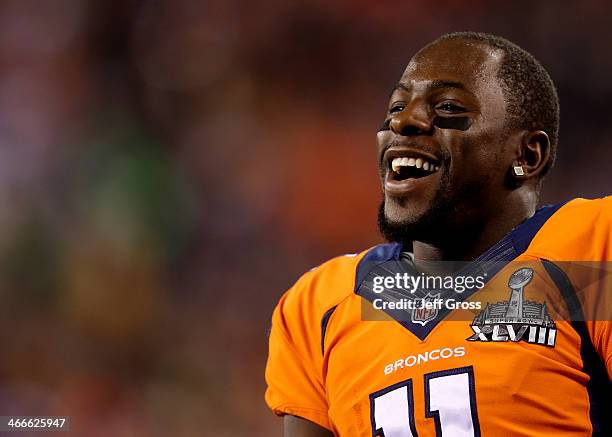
[411,293,441,326]
[467,268,557,347]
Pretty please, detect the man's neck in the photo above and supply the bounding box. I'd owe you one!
[412,199,536,263]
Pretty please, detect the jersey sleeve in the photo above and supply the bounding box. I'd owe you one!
[264,274,332,430]
[585,198,612,378]
[572,197,612,378]
[530,197,612,377]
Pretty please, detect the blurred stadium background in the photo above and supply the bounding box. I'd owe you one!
[0,0,609,435]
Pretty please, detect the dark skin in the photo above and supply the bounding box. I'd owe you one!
[284,416,334,437]
[284,37,550,436]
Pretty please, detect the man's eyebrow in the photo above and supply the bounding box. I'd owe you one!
[427,80,466,92]
[391,80,466,95]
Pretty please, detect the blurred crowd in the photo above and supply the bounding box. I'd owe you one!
[0,0,609,435]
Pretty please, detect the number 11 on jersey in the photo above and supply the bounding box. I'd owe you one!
[370,366,481,436]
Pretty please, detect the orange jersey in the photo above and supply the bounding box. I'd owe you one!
[265,197,612,436]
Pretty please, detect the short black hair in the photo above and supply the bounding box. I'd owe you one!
[434,32,560,176]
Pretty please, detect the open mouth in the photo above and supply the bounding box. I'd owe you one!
[390,156,439,181]
[382,148,442,195]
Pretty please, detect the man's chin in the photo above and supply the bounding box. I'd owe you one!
[382,198,426,226]
[377,194,451,246]
[377,201,425,245]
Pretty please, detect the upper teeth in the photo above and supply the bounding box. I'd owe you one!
[391,157,439,173]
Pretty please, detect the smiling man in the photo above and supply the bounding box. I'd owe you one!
[265,32,611,436]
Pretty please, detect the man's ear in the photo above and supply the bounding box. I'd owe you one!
[512,130,550,180]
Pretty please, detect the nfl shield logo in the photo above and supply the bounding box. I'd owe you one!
[411,293,440,326]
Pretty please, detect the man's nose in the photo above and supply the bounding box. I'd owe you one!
[389,102,432,136]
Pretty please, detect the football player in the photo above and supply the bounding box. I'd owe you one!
[265,32,611,436]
